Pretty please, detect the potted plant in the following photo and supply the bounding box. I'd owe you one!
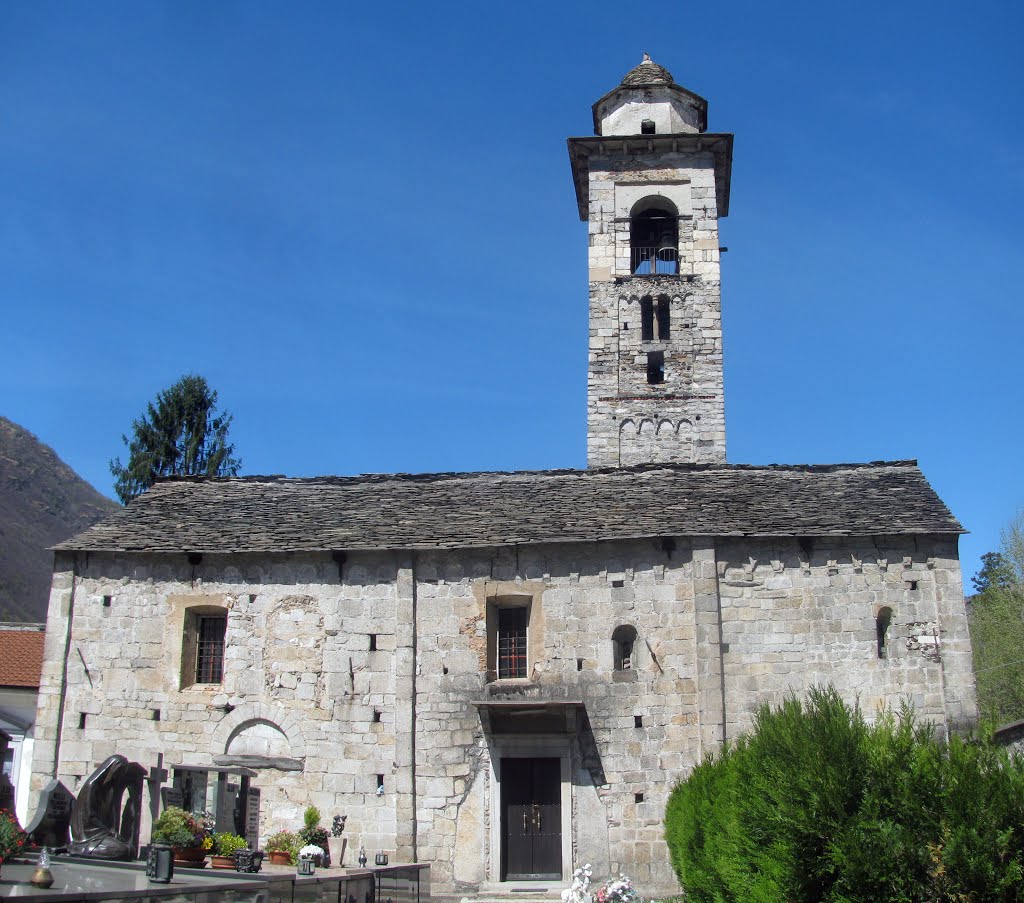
[328,814,347,868]
[264,830,299,866]
[151,807,213,866]
[0,809,26,877]
[298,806,330,866]
[210,832,248,869]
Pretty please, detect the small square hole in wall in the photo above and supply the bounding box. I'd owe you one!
[102,595,112,608]
[151,709,161,722]
[442,664,449,675]
[372,709,381,723]
[634,792,645,803]
[376,774,385,789]
[78,713,87,729]
[576,658,584,672]
[906,580,919,591]
[634,715,643,728]
[368,634,377,652]
[612,580,625,588]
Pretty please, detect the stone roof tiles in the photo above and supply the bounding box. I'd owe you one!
[620,56,675,88]
[55,461,963,555]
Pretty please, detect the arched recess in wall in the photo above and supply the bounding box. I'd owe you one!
[211,703,307,771]
[876,607,893,659]
[612,624,638,673]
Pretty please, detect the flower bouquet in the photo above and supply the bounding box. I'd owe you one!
[0,809,26,872]
[595,875,641,903]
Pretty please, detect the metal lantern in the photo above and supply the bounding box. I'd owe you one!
[146,844,174,883]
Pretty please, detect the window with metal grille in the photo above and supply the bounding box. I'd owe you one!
[497,607,528,679]
[195,615,226,683]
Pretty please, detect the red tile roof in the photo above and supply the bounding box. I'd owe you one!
[0,629,45,687]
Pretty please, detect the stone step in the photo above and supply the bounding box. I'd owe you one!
[434,887,565,903]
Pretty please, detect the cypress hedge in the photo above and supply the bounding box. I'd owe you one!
[664,687,1024,902]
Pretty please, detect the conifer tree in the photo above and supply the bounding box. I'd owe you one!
[109,374,241,504]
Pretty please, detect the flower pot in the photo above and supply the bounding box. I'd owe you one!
[268,850,291,866]
[172,847,208,867]
[328,836,346,867]
[210,854,236,869]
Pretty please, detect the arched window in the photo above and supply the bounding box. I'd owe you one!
[640,297,654,340]
[630,200,678,275]
[876,607,893,659]
[656,295,671,339]
[612,625,638,671]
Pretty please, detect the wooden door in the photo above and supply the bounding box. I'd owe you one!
[501,758,561,880]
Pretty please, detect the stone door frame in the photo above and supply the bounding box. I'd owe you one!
[487,736,572,885]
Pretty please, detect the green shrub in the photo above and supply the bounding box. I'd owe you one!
[213,832,248,857]
[664,686,1024,902]
[265,829,301,864]
[303,805,321,832]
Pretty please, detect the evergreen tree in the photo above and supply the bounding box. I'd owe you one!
[109,374,241,504]
[972,552,1015,594]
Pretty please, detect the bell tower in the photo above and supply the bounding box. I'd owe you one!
[568,55,733,467]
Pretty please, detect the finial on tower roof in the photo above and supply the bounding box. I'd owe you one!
[642,52,652,63]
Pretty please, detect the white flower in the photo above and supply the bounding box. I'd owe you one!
[299,844,322,858]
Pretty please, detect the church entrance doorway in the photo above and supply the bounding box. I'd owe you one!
[500,757,562,880]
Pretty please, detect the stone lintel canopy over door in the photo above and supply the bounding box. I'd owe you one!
[502,757,561,880]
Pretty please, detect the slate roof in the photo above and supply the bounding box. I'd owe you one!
[55,461,963,555]
[620,57,676,88]
[0,628,45,688]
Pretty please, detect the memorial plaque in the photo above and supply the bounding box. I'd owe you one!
[26,779,75,848]
[216,780,239,833]
[161,787,183,810]
[244,787,261,851]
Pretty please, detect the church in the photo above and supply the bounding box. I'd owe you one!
[31,57,976,896]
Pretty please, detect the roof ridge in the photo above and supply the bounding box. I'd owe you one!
[151,459,922,488]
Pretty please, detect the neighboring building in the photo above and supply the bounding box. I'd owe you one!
[0,623,44,823]
[30,58,976,896]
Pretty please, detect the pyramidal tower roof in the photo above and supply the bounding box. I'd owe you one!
[592,53,708,136]
[619,53,676,88]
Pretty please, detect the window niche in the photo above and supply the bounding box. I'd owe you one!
[612,624,638,680]
[486,595,535,682]
[181,605,228,688]
[647,351,665,385]
[876,607,893,660]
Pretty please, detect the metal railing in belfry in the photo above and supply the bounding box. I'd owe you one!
[631,246,678,274]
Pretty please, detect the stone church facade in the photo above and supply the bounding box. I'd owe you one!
[31,58,976,896]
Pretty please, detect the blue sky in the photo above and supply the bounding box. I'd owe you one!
[2,2,1021,584]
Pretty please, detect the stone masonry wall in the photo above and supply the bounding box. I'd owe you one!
[32,550,407,857]
[585,151,725,467]
[31,535,973,898]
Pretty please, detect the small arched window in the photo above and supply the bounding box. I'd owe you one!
[612,625,638,671]
[640,297,654,340]
[656,295,671,339]
[630,200,678,275]
[876,607,893,659]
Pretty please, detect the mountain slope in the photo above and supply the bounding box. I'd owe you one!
[0,416,119,622]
